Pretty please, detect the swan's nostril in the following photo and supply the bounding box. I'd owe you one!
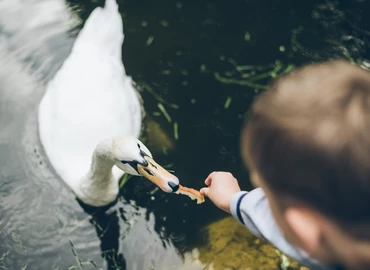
[168,181,179,192]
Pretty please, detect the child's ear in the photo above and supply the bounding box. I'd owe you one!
[284,206,322,254]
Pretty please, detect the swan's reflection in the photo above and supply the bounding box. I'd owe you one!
[78,200,127,270]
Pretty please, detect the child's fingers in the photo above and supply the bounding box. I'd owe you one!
[204,177,212,186]
[205,171,219,185]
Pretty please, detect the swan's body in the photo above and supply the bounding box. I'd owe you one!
[38,0,178,206]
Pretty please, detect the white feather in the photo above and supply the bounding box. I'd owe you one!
[38,0,142,206]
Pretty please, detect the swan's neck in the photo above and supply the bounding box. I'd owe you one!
[77,139,119,206]
[88,151,115,183]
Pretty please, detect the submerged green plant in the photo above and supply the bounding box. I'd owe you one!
[224,96,232,109]
[0,251,9,262]
[119,173,134,190]
[138,82,179,109]
[145,36,154,46]
[157,103,172,123]
[214,72,267,89]
[160,20,169,27]
[173,122,179,140]
[291,26,305,53]
[101,249,122,269]
[214,59,296,90]
[0,250,9,269]
[11,232,27,251]
[69,241,83,270]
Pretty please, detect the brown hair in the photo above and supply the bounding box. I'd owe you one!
[242,60,370,224]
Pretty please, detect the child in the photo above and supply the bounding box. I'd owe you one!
[200,61,370,270]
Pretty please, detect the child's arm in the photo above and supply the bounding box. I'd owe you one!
[200,171,331,270]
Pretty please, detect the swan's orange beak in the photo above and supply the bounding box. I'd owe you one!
[137,156,179,193]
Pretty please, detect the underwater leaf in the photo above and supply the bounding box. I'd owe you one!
[173,122,179,140]
[157,103,172,123]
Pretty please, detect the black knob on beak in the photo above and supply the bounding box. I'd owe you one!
[168,181,179,192]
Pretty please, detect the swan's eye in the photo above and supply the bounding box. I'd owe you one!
[137,143,141,149]
[121,160,127,164]
[139,149,149,158]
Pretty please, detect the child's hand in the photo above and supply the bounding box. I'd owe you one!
[200,171,241,213]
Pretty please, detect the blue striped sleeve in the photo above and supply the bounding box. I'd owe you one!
[229,187,333,270]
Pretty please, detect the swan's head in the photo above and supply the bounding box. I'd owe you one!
[111,136,179,193]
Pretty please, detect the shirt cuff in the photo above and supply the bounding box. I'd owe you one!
[230,191,249,224]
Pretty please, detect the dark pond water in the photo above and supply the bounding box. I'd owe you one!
[1,0,370,269]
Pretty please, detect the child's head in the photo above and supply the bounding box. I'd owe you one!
[241,60,370,266]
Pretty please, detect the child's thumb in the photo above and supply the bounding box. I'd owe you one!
[200,187,209,197]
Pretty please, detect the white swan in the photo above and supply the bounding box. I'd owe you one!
[38,0,179,207]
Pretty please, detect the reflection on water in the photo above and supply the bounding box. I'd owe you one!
[1,0,370,269]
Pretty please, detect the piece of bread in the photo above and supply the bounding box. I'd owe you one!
[175,185,205,204]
